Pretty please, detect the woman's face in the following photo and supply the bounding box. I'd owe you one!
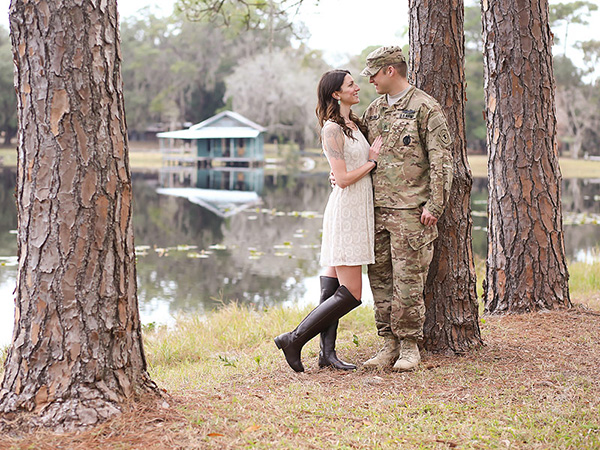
[334,74,360,106]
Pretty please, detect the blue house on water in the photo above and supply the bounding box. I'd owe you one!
[157,110,267,167]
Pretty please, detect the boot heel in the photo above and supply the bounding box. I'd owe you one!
[274,335,284,350]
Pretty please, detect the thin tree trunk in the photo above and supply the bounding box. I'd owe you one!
[409,0,482,353]
[570,139,581,160]
[2,128,15,147]
[481,0,571,313]
[0,0,158,431]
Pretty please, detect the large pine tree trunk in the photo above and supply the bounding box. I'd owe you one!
[481,0,571,313]
[0,0,158,430]
[409,0,482,353]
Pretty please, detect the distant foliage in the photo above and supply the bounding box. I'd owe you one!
[119,7,305,139]
[224,48,328,149]
[116,2,599,154]
[0,25,17,146]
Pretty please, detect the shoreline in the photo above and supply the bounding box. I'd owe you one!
[2,147,600,178]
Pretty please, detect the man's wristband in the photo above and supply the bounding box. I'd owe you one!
[368,159,377,169]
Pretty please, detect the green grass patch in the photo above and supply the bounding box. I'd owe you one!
[568,255,600,310]
[144,301,376,388]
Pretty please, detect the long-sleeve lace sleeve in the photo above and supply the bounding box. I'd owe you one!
[321,122,345,161]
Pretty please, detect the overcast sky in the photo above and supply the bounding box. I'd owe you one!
[0,0,407,65]
[0,0,597,69]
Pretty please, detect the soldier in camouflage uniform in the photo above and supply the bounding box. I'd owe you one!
[360,46,453,371]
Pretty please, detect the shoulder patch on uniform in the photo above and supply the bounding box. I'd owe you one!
[427,114,446,132]
[439,129,452,146]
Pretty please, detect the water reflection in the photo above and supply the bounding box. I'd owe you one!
[0,168,19,347]
[158,167,264,217]
[471,177,600,264]
[0,167,599,347]
[132,168,331,324]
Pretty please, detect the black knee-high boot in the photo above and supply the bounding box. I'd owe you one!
[317,276,357,370]
[274,285,361,372]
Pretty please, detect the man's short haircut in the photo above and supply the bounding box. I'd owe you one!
[391,61,408,78]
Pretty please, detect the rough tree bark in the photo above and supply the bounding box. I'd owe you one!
[481,0,571,313]
[0,0,158,431]
[409,0,482,353]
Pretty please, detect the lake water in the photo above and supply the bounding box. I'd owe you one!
[1,166,599,347]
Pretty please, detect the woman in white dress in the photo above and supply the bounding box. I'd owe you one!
[275,70,382,372]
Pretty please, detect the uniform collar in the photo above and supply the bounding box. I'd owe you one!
[376,85,416,111]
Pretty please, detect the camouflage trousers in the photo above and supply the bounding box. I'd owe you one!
[368,207,438,340]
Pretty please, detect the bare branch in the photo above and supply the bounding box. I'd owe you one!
[176,0,314,33]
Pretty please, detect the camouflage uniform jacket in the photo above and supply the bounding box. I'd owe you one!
[362,85,453,218]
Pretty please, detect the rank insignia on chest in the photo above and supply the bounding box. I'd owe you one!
[398,109,416,119]
[382,123,390,132]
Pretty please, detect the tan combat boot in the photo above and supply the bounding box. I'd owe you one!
[363,335,400,368]
[392,339,421,372]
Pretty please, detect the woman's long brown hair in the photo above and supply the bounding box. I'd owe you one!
[315,69,365,140]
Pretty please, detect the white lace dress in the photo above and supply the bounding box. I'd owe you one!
[319,122,375,267]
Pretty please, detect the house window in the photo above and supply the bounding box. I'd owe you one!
[237,139,246,157]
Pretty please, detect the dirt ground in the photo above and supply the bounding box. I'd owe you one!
[1,306,599,449]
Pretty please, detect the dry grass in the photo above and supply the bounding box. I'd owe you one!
[568,260,600,311]
[466,154,600,179]
[1,303,599,449]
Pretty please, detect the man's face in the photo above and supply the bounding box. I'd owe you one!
[369,66,392,95]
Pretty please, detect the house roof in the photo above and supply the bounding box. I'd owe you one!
[156,187,261,218]
[157,128,262,139]
[157,110,266,140]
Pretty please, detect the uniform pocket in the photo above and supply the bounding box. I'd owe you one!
[386,119,417,154]
[390,119,410,140]
[407,225,438,251]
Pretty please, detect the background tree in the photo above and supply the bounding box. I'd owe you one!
[553,43,600,159]
[464,5,487,153]
[548,2,600,159]
[176,0,307,34]
[0,26,17,146]
[481,0,571,313]
[549,1,598,55]
[409,0,482,353]
[575,40,600,153]
[121,11,228,136]
[0,0,158,430]
[224,47,327,148]
[121,6,301,139]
